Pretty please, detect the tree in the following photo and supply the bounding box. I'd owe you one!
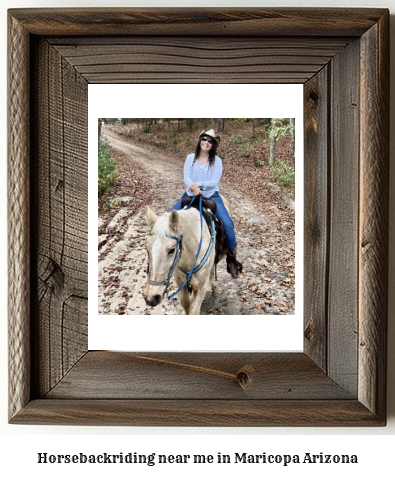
[267,118,295,165]
[289,118,295,162]
[187,118,194,132]
[143,118,153,133]
[217,118,226,132]
[98,118,102,140]
[269,126,276,166]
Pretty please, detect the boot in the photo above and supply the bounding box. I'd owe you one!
[226,248,243,279]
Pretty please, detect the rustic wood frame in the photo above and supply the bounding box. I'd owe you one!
[8,8,389,426]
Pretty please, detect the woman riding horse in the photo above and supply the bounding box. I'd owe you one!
[171,129,241,279]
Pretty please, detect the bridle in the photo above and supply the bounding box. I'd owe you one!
[146,194,216,299]
[146,232,182,292]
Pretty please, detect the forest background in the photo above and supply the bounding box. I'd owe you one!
[97,118,296,316]
[98,117,295,206]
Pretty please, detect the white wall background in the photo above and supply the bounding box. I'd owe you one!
[1,0,394,476]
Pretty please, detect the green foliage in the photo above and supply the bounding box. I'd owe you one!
[98,137,118,196]
[266,119,295,166]
[229,135,246,146]
[252,156,263,167]
[108,198,120,209]
[270,160,295,189]
[267,118,295,141]
[229,135,251,156]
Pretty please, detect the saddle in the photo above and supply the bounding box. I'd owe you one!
[181,196,217,213]
[181,196,228,259]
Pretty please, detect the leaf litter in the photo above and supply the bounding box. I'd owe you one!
[98,121,295,316]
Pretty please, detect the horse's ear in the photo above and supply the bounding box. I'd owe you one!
[169,210,180,232]
[146,206,158,228]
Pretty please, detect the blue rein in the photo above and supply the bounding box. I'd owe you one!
[147,194,216,300]
[168,194,205,299]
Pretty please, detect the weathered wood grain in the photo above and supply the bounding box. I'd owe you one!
[8,12,31,421]
[7,8,389,426]
[49,37,351,84]
[327,39,360,396]
[11,399,383,427]
[359,12,389,420]
[303,67,330,371]
[30,39,88,397]
[8,7,387,37]
[46,352,354,400]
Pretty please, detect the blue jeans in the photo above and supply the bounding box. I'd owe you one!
[171,192,236,250]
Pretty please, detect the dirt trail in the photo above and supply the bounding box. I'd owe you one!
[98,127,295,315]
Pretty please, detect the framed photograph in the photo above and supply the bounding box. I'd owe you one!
[90,85,303,352]
[8,8,389,426]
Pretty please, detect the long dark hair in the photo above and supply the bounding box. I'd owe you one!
[193,136,218,168]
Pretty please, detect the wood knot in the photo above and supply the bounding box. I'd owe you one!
[361,241,371,252]
[304,321,314,341]
[308,91,319,103]
[236,365,255,390]
[55,178,64,192]
[43,258,65,292]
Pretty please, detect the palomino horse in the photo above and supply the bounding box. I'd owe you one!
[143,202,221,315]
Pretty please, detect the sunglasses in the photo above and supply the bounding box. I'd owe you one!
[200,136,214,145]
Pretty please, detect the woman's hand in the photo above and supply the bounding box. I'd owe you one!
[188,183,202,196]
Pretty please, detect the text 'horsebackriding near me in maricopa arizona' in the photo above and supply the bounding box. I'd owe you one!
[143,129,243,315]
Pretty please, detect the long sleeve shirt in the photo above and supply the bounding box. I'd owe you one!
[183,153,223,198]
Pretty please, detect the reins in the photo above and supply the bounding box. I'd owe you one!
[146,194,216,300]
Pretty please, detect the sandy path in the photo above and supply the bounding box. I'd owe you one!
[98,127,295,315]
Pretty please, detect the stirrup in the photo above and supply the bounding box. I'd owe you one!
[226,251,243,275]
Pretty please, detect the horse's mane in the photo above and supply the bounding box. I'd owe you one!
[150,212,171,237]
[150,209,199,237]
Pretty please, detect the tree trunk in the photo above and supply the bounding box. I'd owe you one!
[290,117,295,163]
[269,133,276,166]
[218,118,226,132]
[187,118,194,132]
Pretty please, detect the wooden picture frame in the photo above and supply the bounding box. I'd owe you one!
[8,8,389,426]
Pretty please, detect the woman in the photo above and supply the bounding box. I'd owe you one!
[172,129,242,279]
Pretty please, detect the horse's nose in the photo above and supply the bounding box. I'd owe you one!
[143,293,162,307]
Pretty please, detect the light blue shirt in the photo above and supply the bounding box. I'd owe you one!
[183,153,223,198]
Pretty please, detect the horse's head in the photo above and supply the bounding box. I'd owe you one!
[143,207,181,307]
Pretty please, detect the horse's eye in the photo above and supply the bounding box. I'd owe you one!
[168,248,176,255]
